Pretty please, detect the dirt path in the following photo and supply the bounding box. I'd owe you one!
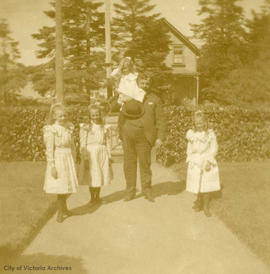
[20,162,269,274]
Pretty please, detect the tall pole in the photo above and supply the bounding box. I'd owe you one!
[196,74,200,105]
[55,0,64,103]
[105,0,112,98]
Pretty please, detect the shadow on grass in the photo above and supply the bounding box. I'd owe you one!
[0,251,88,274]
[0,200,57,260]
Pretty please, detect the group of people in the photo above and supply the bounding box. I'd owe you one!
[43,56,221,223]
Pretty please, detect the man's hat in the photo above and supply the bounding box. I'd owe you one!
[121,99,145,119]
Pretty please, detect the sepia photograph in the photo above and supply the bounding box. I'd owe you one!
[0,0,270,273]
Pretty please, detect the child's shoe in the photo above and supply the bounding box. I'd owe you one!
[56,200,64,223]
[203,193,212,217]
[192,195,203,212]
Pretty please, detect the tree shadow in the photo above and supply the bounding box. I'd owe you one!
[211,184,224,201]
[97,181,186,204]
[70,180,186,213]
[152,180,186,198]
[70,203,101,216]
[0,250,88,274]
[101,190,126,204]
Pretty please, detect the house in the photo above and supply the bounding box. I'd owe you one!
[162,18,200,105]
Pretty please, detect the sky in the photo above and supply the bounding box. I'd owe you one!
[0,0,265,66]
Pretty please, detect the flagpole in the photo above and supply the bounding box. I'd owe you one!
[105,0,112,98]
[55,0,64,103]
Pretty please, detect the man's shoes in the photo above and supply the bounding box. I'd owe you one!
[123,194,135,202]
[144,191,155,202]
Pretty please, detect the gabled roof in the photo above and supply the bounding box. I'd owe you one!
[161,18,200,56]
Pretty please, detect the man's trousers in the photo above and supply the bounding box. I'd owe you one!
[121,121,152,195]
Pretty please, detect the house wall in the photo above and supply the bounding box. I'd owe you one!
[165,32,197,74]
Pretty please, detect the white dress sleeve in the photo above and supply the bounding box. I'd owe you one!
[105,125,112,159]
[79,124,88,153]
[206,130,218,164]
[43,125,55,166]
[111,68,120,77]
[186,129,193,163]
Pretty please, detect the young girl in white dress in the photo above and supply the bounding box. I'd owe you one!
[111,56,146,104]
[43,104,78,223]
[79,106,112,205]
[186,110,221,217]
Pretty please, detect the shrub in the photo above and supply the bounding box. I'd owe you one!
[0,107,89,161]
[1,105,270,163]
[157,105,270,166]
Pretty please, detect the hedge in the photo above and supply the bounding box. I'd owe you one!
[157,105,270,166]
[1,105,270,163]
[0,107,89,161]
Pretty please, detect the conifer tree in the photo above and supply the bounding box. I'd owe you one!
[112,0,171,94]
[191,0,247,85]
[0,19,26,103]
[32,0,105,98]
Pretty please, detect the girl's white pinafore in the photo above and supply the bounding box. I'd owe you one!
[43,123,78,194]
[186,129,221,194]
[80,123,112,187]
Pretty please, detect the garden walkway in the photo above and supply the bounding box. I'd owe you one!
[21,161,269,274]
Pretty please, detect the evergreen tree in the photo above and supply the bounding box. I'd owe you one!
[0,19,26,103]
[246,0,270,62]
[191,0,247,85]
[112,0,171,94]
[31,0,105,99]
[201,1,270,108]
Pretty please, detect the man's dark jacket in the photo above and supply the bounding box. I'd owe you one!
[119,93,166,146]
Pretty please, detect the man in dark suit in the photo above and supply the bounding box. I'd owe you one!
[119,91,166,202]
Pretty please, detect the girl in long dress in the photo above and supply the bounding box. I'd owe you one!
[79,106,112,205]
[186,110,221,217]
[43,104,78,223]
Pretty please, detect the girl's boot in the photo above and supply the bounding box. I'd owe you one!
[62,195,72,216]
[203,193,212,217]
[95,187,104,204]
[88,187,96,205]
[192,194,203,212]
[56,195,64,223]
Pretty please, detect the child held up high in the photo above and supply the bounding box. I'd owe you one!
[186,110,221,217]
[111,56,146,104]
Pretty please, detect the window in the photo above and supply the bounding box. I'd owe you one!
[173,45,184,65]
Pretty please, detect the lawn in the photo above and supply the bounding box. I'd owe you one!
[1,160,269,269]
[175,160,270,268]
[212,160,270,268]
[0,162,56,257]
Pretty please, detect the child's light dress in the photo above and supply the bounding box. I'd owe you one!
[43,123,78,194]
[79,122,112,187]
[111,68,145,103]
[186,129,221,194]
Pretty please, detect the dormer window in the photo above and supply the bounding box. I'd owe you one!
[173,45,184,65]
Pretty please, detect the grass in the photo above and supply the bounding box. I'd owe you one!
[174,160,270,268]
[1,160,269,269]
[0,161,56,256]
[212,160,270,268]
